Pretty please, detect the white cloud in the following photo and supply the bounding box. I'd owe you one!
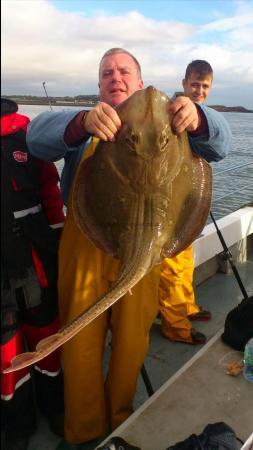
[1,0,253,108]
[199,11,253,32]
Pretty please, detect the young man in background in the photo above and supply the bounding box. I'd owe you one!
[159,60,215,345]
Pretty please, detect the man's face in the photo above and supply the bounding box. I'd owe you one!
[99,53,144,107]
[182,72,212,104]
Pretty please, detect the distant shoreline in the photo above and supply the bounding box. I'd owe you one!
[16,100,96,108]
[4,97,253,113]
[208,105,253,113]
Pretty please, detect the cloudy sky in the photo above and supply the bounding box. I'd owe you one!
[2,0,253,108]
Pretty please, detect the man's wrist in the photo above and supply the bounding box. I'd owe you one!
[64,111,91,146]
[75,111,91,138]
[189,105,208,136]
[81,111,91,136]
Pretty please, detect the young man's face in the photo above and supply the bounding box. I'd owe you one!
[182,72,213,104]
[99,53,143,107]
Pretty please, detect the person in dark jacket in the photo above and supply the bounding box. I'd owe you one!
[1,98,65,450]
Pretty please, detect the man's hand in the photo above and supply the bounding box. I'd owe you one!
[83,102,121,141]
[169,96,200,135]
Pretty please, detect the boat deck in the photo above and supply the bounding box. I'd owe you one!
[27,233,253,450]
[98,331,252,450]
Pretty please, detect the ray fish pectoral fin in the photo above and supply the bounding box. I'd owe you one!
[162,156,212,258]
[2,352,38,373]
[35,333,62,352]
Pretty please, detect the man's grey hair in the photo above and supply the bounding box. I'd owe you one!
[99,47,142,78]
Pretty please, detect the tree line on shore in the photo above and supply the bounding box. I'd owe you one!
[3,94,253,112]
[3,94,99,105]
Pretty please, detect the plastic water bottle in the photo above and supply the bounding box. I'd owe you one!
[243,338,253,382]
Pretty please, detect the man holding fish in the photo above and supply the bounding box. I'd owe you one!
[23,48,231,447]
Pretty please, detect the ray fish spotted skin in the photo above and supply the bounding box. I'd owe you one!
[3,86,212,374]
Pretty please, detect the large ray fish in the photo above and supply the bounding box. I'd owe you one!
[3,86,212,373]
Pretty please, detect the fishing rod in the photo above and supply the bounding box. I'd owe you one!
[141,365,154,396]
[42,81,53,110]
[209,210,249,300]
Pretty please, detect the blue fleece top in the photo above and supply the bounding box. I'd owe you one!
[27,105,231,204]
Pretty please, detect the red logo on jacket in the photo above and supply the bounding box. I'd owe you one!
[13,151,28,163]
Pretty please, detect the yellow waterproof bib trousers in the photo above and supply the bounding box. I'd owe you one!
[159,245,199,342]
[58,139,160,443]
